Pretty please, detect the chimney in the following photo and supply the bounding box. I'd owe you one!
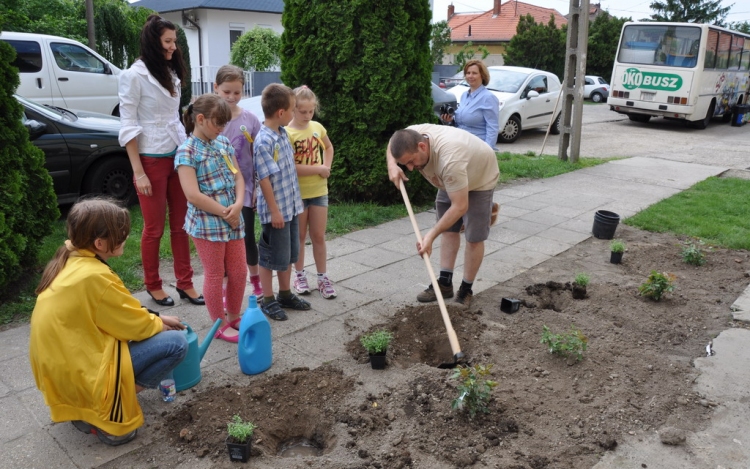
[448,3,455,19]
[493,0,501,17]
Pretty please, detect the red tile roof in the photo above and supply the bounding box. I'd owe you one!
[448,0,567,43]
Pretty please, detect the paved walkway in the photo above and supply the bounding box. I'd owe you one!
[2,156,749,468]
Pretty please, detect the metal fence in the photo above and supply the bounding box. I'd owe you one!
[190,66,282,98]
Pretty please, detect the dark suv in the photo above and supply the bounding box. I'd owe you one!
[18,94,135,205]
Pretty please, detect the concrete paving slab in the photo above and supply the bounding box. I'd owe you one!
[581,157,726,189]
[0,324,30,362]
[0,381,8,399]
[536,226,592,245]
[337,246,410,269]
[495,204,533,218]
[487,226,533,245]
[503,198,550,211]
[341,226,400,246]
[326,236,371,259]
[17,387,51,429]
[518,209,571,226]
[0,431,75,469]
[496,218,549,236]
[279,318,350,363]
[0,395,40,444]
[339,256,429,297]
[485,245,552,270]
[732,310,750,322]
[512,235,575,256]
[377,217,421,235]
[323,256,374,282]
[0,354,35,392]
[537,204,593,219]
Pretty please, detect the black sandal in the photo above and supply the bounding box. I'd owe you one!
[261,299,288,321]
[277,293,311,310]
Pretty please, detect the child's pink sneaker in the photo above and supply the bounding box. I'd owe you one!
[317,274,337,299]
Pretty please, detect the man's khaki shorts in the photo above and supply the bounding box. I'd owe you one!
[435,189,494,243]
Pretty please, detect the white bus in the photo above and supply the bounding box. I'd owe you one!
[608,22,750,128]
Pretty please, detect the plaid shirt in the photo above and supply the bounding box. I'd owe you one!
[175,135,245,241]
[254,125,303,224]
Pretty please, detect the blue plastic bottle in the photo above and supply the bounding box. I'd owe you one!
[238,295,272,375]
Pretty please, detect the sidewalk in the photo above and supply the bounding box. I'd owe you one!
[2,156,749,468]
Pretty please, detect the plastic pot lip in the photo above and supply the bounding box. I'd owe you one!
[368,350,387,357]
[595,210,620,220]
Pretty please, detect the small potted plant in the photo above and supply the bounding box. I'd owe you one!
[610,239,626,264]
[572,272,589,300]
[226,414,256,463]
[360,329,393,369]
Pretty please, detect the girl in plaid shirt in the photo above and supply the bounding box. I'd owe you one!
[176,94,246,343]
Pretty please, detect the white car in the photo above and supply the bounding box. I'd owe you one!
[447,66,562,143]
[584,75,609,103]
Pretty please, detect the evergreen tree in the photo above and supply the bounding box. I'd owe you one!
[454,41,491,71]
[93,0,155,69]
[729,20,750,33]
[649,0,732,26]
[503,14,566,80]
[587,13,630,83]
[0,41,59,292]
[176,25,191,109]
[281,0,435,203]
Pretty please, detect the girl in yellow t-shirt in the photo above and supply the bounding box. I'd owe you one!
[286,86,336,299]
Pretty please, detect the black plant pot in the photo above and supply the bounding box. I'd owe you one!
[610,251,623,264]
[369,351,387,370]
[226,436,251,463]
[572,285,587,300]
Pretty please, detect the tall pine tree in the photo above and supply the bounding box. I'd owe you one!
[649,0,732,26]
[280,0,435,203]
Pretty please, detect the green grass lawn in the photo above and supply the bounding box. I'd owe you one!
[0,151,615,326]
[625,177,750,250]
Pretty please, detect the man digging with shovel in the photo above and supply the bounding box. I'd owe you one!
[387,124,500,308]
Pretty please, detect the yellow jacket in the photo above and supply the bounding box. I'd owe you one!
[29,249,164,436]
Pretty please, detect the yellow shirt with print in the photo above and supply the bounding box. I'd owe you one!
[287,121,329,199]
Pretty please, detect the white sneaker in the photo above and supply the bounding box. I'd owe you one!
[317,275,337,299]
[293,270,311,295]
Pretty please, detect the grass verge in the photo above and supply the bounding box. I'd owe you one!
[0,152,616,326]
[625,177,750,250]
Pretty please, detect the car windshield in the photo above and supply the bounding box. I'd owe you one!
[15,94,65,120]
[485,70,530,93]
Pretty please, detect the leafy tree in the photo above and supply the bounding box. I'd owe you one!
[281,0,436,203]
[0,41,59,292]
[649,0,732,26]
[230,27,281,71]
[587,13,630,83]
[504,14,566,79]
[93,0,155,69]
[176,25,192,109]
[729,20,750,33]
[454,41,490,71]
[1,0,86,40]
[430,20,452,64]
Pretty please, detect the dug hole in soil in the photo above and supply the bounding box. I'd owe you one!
[105,224,749,469]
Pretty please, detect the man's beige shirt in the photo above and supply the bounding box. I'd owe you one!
[408,124,499,193]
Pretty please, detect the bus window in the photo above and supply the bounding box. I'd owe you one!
[741,40,750,70]
[715,32,731,69]
[729,35,743,69]
[704,29,719,68]
[618,24,700,67]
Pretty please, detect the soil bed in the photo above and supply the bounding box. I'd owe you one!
[105,225,749,468]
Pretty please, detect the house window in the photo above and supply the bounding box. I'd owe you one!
[230,29,243,49]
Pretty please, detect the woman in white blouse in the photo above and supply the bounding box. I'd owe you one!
[118,15,203,307]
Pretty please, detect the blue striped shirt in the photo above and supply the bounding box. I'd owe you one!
[175,135,245,241]
[254,125,303,224]
[455,85,500,148]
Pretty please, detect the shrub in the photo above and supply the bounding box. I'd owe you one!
[540,325,588,361]
[0,41,59,293]
[226,415,256,443]
[681,240,706,266]
[280,0,436,204]
[360,329,393,354]
[230,27,281,72]
[638,270,676,301]
[610,239,625,253]
[574,272,590,287]
[451,364,498,418]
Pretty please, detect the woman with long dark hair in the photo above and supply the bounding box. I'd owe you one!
[118,14,204,307]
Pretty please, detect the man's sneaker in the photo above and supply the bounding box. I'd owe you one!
[416,282,454,303]
[455,288,473,307]
[318,275,337,299]
[293,270,311,295]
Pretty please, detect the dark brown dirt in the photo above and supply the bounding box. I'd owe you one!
[102,224,750,468]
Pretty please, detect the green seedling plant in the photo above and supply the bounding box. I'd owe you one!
[540,325,588,361]
[610,239,626,253]
[227,415,256,444]
[681,240,706,266]
[451,364,498,418]
[360,330,393,355]
[573,272,590,287]
[638,270,676,301]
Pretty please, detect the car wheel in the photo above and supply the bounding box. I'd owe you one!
[550,113,561,135]
[591,92,603,103]
[498,115,521,143]
[689,101,714,129]
[83,157,136,205]
[628,114,651,123]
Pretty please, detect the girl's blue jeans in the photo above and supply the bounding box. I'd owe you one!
[129,330,188,389]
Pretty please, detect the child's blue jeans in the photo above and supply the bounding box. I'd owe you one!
[129,330,188,389]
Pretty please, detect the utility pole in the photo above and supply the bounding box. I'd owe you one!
[86,0,96,51]
[558,0,590,163]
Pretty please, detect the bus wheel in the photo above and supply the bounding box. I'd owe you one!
[690,101,714,129]
[628,114,651,123]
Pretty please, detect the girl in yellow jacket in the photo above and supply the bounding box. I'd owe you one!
[29,198,188,446]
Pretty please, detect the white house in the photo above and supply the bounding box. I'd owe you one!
[130,0,283,93]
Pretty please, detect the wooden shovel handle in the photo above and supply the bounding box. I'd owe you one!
[399,180,462,357]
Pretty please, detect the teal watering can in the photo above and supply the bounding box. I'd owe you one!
[173,319,222,392]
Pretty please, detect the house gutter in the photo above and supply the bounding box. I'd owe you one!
[181,11,204,92]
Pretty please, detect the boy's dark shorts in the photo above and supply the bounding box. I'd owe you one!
[259,215,299,271]
[435,189,494,243]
